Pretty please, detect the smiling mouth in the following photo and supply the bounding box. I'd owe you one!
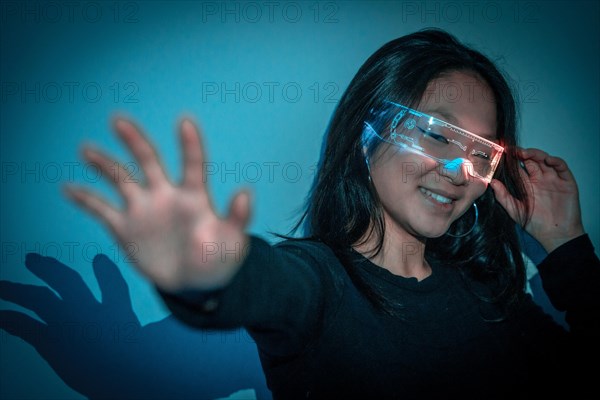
[419,187,455,205]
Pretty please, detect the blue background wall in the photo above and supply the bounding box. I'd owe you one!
[1,1,598,398]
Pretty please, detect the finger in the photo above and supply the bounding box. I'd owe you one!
[490,179,526,224]
[523,159,544,183]
[518,147,549,161]
[63,184,123,232]
[544,155,576,182]
[0,310,47,347]
[113,118,168,188]
[24,253,97,305]
[0,281,61,321]
[516,162,536,199]
[81,146,143,201]
[180,119,206,190]
[92,254,135,316]
[515,162,540,212]
[520,148,555,176]
[227,189,252,229]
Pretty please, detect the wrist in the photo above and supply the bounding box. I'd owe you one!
[538,226,586,254]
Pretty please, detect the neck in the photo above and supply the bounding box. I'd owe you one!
[352,215,432,281]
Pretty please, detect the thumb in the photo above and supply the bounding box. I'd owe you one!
[92,254,135,316]
[227,189,252,229]
[490,179,523,224]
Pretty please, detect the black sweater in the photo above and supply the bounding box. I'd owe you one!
[159,234,600,399]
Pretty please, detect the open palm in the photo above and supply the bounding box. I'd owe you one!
[65,119,252,292]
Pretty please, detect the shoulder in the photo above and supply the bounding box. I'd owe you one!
[271,236,348,291]
[274,237,337,258]
[246,234,345,275]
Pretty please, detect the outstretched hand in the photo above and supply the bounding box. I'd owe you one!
[64,118,252,292]
[490,148,585,253]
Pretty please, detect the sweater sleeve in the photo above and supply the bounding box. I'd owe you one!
[536,234,600,336]
[156,235,341,357]
[512,234,600,393]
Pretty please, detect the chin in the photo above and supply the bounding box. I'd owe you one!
[422,231,447,239]
[412,225,449,239]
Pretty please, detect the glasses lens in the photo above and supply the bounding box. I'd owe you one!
[388,108,502,182]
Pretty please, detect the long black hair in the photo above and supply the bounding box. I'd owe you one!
[279,28,530,317]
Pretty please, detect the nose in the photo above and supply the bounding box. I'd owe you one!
[439,157,472,185]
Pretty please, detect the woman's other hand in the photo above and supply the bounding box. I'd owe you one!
[490,147,585,253]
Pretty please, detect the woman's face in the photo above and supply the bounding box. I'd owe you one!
[368,70,497,238]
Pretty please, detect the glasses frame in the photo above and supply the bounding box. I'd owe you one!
[365,101,505,183]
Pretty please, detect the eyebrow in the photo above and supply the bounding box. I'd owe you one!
[426,108,497,141]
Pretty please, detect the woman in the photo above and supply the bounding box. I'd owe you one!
[65,29,599,398]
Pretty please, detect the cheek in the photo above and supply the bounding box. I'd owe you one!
[377,151,433,181]
[370,151,424,192]
[455,182,487,219]
[467,181,488,201]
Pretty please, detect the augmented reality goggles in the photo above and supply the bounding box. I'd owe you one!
[363,101,504,183]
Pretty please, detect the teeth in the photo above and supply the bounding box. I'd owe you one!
[420,188,453,204]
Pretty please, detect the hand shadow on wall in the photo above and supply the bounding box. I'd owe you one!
[0,253,271,400]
